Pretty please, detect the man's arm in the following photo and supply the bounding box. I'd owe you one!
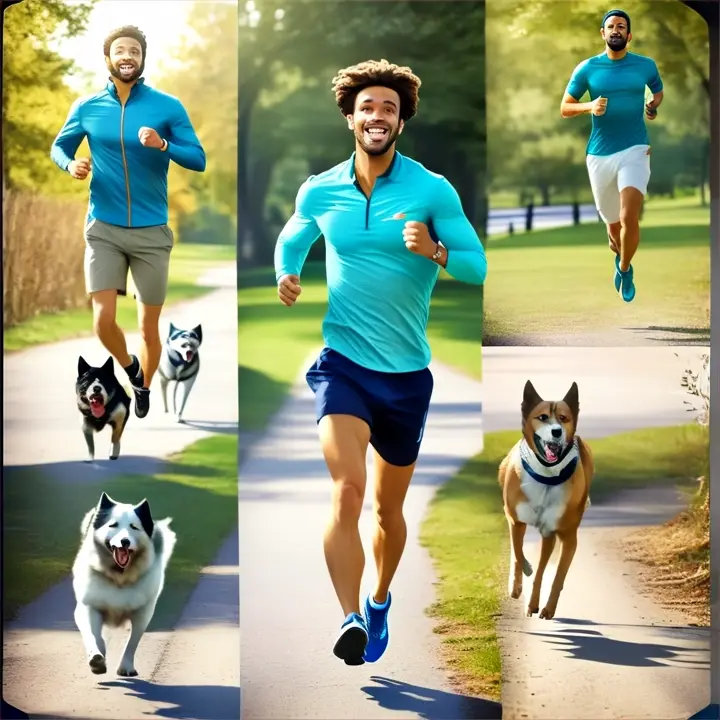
[646,60,664,116]
[50,98,86,171]
[560,61,593,118]
[164,100,206,172]
[428,179,487,286]
[274,178,322,282]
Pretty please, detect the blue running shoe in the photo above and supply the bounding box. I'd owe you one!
[614,254,622,293]
[615,257,636,302]
[333,612,368,666]
[363,592,392,663]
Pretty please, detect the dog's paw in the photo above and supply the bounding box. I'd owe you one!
[116,663,138,677]
[526,604,539,617]
[88,652,107,675]
[509,576,523,599]
[175,415,185,424]
[539,603,557,620]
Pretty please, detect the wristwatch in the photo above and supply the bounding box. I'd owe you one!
[431,245,442,262]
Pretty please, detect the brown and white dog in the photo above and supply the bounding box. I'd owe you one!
[498,380,594,620]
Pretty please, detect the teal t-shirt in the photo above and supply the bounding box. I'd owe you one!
[274,151,487,374]
[566,52,663,157]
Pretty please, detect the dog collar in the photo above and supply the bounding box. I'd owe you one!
[519,439,579,487]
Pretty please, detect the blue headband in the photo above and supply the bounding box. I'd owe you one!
[602,9,631,32]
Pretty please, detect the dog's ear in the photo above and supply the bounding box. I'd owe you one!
[78,356,90,376]
[192,324,202,345]
[133,499,155,537]
[93,492,117,529]
[521,380,543,420]
[102,356,114,373]
[168,322,177,338]
[563,382,580,421]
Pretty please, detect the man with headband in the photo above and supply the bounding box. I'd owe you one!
[560,9,663,303]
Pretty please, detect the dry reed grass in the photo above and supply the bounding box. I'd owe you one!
[3,190,88,327]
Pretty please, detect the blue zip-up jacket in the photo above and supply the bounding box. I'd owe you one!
[50,78,206,228]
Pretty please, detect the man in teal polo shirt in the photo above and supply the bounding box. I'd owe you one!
[560,9,664,302]
[275,59,487,666]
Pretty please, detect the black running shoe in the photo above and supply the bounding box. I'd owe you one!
[124,355,150,419]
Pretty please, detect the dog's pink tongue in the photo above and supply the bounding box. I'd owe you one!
[185,351,194,361]
[545,447,558,463]
[90,399,105,418]
[113,548,130,568]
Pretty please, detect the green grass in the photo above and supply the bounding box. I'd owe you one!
[2,434,238,627]
[4,242,235,352]
[238,262,483,432]
[419,423,708,699]
[484,199,710,341]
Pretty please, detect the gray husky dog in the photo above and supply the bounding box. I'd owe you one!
[72,492,176,677]
[158,322,202,423]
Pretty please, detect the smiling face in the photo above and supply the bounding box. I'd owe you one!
[346,85,404,156]
[106,36,144,84]
[521,381,579,464]
[601,15,631,52]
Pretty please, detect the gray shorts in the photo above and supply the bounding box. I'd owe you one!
[84,219,174,306]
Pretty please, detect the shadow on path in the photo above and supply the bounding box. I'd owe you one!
[360,676,502,720]
[525,627,710,669]
[99,679,240,720]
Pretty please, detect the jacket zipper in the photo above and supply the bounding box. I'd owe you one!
[119,98,132,226]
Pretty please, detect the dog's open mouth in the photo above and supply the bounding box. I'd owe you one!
[89,394,106,418]
[112,547,133,569]
[535,437,563,463]
[185,350,194,362]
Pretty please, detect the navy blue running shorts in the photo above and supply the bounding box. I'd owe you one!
[305,347,434,467]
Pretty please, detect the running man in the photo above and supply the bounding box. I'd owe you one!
[275,59,487,666]
[51,25,206,418]
[560,9,663,302]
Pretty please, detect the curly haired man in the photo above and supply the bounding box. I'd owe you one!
[274,59,487,666]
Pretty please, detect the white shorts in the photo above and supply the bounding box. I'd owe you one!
[586,144,651,224]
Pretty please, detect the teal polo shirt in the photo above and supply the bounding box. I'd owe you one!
[566,52,663,156]
[274,151,487,373]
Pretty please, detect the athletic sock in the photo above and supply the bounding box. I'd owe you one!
[369,594,390,610]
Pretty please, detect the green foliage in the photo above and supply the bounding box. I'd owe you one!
[2,0,96,196]
[238,1,487,263]
[157,2,238,244]
[487,0,710,203]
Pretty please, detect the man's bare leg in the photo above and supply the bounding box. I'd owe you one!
[618,186,644,272]
[607,221,621,255]
[136,302,164,388]
[371,452,415,605]
[91,290,132,368]
[319,414,371,617]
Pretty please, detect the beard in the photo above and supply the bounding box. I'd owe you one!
[606,35,628,51]
[354,122,400,157]
[107,59,144,84]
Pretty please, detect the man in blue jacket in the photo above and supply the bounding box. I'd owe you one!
[51,25,206,418]
[275,59,487,667]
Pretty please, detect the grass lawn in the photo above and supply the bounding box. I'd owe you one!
[238,262,483,432]
[419,423,708,700]
[4,242,235,352]
[483,198,710,341]
[2,434,238,628]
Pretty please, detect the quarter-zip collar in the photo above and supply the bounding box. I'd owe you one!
[106,76,146,102]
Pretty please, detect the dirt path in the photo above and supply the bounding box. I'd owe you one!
[484,326,710,347]
[238,356,501,719]
[482,346,711,719]
[2,265,240,719]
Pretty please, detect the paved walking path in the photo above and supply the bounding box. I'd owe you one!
[483,346,711,719]
[238,357,500,719]
[2,265,240,719]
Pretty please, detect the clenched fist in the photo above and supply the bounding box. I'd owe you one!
[138,127,164,149]
[277,274,302,307]
[403,221,436,258]
[591,96,607,117]
[645,102,658,120]
[68,158,91,180]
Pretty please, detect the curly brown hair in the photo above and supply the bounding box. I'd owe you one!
[332,59,421,122]
[103,25,147,58]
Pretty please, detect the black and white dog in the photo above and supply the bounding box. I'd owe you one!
[158,322,202,423]
[76,356,131,462]
[72,492,176,677]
